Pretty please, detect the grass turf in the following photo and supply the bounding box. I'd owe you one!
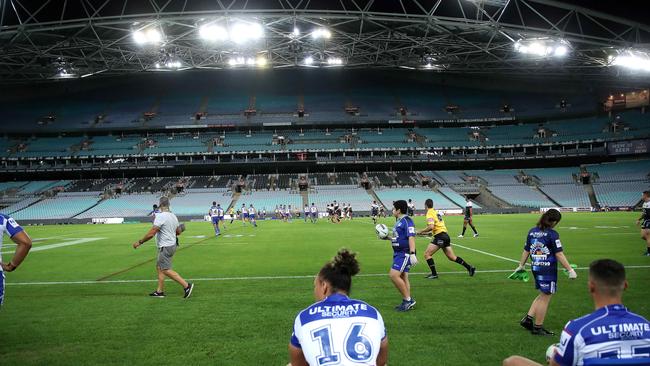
[0,212,649,365]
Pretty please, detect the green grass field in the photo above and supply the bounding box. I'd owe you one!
[0,212,649,365]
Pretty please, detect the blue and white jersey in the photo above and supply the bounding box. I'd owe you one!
[248,207,256,216]
[310,205,318,214]
[0,213,24,267]
[524,227,563,276]
[209,205,219,216]
[304,206,310,214]
[216,207,224,218]
[290,293,386,366]
[555,304,650,366]
[391,215,415,253]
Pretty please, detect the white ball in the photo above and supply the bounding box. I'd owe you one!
[375,224,389,239]
[546,343,559,362]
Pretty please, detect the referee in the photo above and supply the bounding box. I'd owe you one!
[133,196,193,298]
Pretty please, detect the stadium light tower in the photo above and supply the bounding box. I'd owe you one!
[311,28,332,39]
[229,22,264,44]
[610,50,650,72]
[514,38,570,58]
[199,24,228,41]
[133,28,162,45]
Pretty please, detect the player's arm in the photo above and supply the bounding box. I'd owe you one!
[555,252,576,278]
[288,344,308,366]
[1,230,32,272]
[516,250,530,271]
[176,223,186,236]
[133,226,160,248]
[376,337,389,366]
[469,206,473,217]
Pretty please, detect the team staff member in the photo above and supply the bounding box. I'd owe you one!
[133,196,194,299]
[517,209,576,336]
[289,249,388,366]
[418,199,475,279]
[0,213,32,308]
[503,259,650,366]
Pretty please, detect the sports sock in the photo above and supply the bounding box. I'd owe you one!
[470,224,478,234]
[426,258,437,275]
[455,256,471,270]
[647,247,650,254]
[461,227,467,235]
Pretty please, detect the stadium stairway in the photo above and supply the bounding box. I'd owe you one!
[300,191,309,207]
[581,166,600,208]
[367,188,385,209]
[435,187,465,209]
[532,186,561,207]
[227,191,240,211]
[476,185,510,208]
[72,197,106,218]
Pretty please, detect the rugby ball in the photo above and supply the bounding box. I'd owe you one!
[545,343,559,362]
[375,224,389,239]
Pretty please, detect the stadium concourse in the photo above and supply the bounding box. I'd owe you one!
[1,0,650,365]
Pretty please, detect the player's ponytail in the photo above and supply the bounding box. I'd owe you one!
[319,249,360,294]
[537,209,562,230]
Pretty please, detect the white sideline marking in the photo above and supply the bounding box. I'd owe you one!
[452,242,522,264]
[6,266,650,286]
[1,237,106,254]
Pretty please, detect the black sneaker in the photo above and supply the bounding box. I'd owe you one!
[468,266,476,277]
[531,326,555,336]
[520,316,533,331]
[425,274,439,279]
[149,291,165,298]
[183,283,194,299]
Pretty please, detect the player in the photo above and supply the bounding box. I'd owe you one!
[288,249,388,366]
[208,201,221,236]
[371,201,380,224]
[379,200,418,312]
[407,199,415,217]
[309,203,318,223]
[333,201,342,223]
[133,196,193,299]
[516,209,577,336]
[347,203,353,220]
[150,204,161,221]
[217,204,225,229]
[0,213,32,308]
[379,204,386,218]
[637,190,650,256]
[503,259,650,366]
[261,208,266,220]
[418,199,475,279]
[228,206,236,224]
[303,204,310,222]
[248,204,257,227]
[287,205,293,222]
[241,203,248,225]
[458,198,479,238]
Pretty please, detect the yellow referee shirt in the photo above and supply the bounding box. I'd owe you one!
[425,208,448,235]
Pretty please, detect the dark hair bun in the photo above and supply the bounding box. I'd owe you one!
[333,249,360,277]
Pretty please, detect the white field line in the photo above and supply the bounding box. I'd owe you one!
[1,237,106,254]
[451,242,522,264]
[5,266,650,286]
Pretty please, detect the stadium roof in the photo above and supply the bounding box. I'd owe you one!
[1,0,649,82]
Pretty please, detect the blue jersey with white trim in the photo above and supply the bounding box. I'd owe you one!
[524,227,563,276]
[209,205,219,216]
[555,304,650,366]
[391,215,415,253]
[290,293,386,366]
[0,213,24,267]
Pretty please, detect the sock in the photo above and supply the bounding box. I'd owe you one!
[522,314,533,322]
[462,227,467,235]
[455,256,471,271]
[426,258,437,275]
[470,224,478,234]
[647,247,650,254]
[533,323,543,329]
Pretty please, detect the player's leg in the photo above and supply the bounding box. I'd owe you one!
[442,246,476,276]
[156,266,165,293]
[389,269,410,300]
[530,293,553,335]
[468,218,478,236]
[459,219,468,237]
[424,243,441,279]
[642,228,650,255]
[0,271,5,307]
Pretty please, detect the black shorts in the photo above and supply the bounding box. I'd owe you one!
[464,215,472,221]
[643,219,650,230]
[371,210,378,216]
[431,232,451,248]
